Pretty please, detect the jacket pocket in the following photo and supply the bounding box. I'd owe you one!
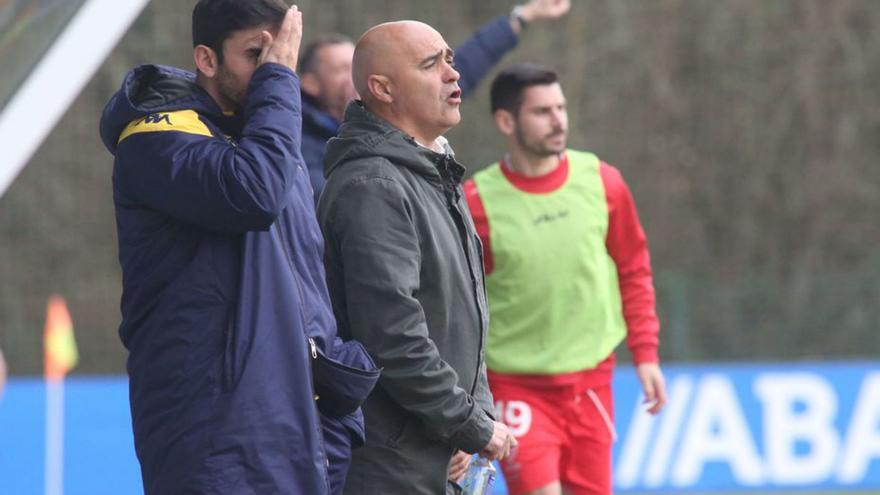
[311,338,381,418]
[385,416,411,448]
[365,388,412,449]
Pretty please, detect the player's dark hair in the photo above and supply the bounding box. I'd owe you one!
[192,0,289,63]
[490,63,559,115]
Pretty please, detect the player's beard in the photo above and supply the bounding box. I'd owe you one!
[515,126,567,157]
[215,64,248,113]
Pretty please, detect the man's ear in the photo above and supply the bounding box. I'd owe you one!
[494,109,516,137]
[367,75,393,104]
[193,44,219,78]
[300,72,321,98]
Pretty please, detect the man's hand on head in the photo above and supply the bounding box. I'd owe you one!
[258,6,303,72]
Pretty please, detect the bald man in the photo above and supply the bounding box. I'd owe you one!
[317,22,516,495]
[299,1,571,203]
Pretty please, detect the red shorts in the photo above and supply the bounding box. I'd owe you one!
[489,371,616,495]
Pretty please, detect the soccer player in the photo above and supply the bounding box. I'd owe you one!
[464,63,668,495]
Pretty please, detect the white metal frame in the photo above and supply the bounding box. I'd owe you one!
[0,0,151,197]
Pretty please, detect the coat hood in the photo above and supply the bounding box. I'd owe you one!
[99,64,224,155]
[323,101,463,184]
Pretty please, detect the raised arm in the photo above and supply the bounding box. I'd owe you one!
[455,0,571,96]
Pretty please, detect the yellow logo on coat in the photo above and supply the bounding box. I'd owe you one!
[118,109,212,144]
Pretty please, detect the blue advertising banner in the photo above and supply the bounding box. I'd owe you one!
[0,377,139,494]
[610,362,880,493]
[1,362,878,494]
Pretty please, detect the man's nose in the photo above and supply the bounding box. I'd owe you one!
[550,109,566,127]
[444,61,460,82]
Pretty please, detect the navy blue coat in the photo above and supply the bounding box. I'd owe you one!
[302,15,519,203]
[302,93,339,204]
[100,63,345,494]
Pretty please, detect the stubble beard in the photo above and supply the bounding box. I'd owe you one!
[516,126,567,158]
[215,64,247,113]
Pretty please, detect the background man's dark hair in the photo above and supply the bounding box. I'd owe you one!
[490,63,559,115]
[298,33,353,75]
[192,0,289,63]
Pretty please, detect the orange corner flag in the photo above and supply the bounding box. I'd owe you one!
[43,295,78,381]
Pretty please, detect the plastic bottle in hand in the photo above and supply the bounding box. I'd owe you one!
[460,455,496,495]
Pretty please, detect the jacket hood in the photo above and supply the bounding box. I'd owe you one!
[323,101,460,182]
[99,64,223,155]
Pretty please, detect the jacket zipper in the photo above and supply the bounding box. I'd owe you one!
[439,155,487,396]
[309,337,318,359]
[274,217,332,484]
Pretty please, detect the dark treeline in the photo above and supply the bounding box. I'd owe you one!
[2,0,878,374]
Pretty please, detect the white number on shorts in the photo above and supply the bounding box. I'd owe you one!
[494,400,532,437]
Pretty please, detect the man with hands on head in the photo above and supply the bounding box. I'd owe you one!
[100,2,354,493]
[299,0,571,203]
[317,20,517,495]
